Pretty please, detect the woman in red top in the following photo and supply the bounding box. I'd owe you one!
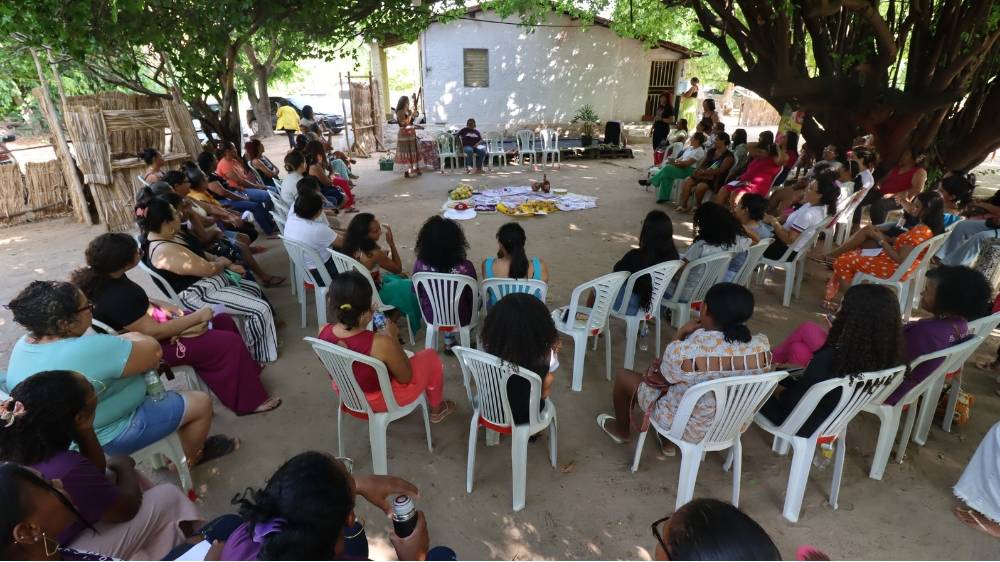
[714,141,781,207]
[318,271,455,422]
[856,147,927,225]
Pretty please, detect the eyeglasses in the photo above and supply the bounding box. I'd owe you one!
[77,302,95,314]
[651,515,670,556]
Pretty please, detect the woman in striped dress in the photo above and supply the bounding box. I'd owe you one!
[394,95,422,178]
[136,194,279,363]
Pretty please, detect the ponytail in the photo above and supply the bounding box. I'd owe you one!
[69,233,139,301]
[497,222,529,279]
[703,283,755,344]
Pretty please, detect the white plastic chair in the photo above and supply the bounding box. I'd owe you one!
[268,191,289,219]
[538,129,561,168]
[755,365,905,522]
[304,337,433,475]
[137,174,151,187]
[435,133,460,173]
[136,258,185,307]
[550,271,629,391]
[851,231,950,321]
[939,312,1000,433]
[485,131,507,169]
[730,238,773,288]
[411,272,480,351]
[661,252,732,329]
[861,335,984,480]
[133,432,195,499]
[756,222,824,307]
[281,236,333,328]
[269,211,297,298]
[610,260,684,370]
[821,188,871,253]
[328,250,415,345]
[515,130,537,166]
[453,347,557,511]
[480,278,548,314]
[89,319,209,394]
[632,371,788,510]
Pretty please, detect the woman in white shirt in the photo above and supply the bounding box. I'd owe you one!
[761,173,841,261]
[283,189,342,283]
[280,151,307,207]
[668,202,749,302]
[640,132,707,203]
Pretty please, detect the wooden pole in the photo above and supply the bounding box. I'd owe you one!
[339,72,352,153]
[29,48,92,225]
[368,73,386,151]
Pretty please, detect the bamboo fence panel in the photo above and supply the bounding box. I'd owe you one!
[372,77,386,146]
[163,100,202,158]
[349,81,378,156]
[103,109,170,132]
[65,106,113,185]
[0,165,27,225]
[67,93,165,157]
[737,97,781,127]
[25,160,70,218]
[102,163,146,232]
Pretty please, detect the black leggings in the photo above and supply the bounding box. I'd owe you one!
[854,189,901,226]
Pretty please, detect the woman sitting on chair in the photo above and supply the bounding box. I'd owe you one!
[305,140,355,212]
[760,172,840,261]
[714,132,782,207]
[0,370,203,560]
[342,213,421,335]
[604,210,679,315]
[639,132,707,203]
[413,216,478,349]
[598,283,771,454]
[481,222,550,283]
[140,148,166,183]
[319,272,455,422]
[71,233,280,416]
[138,195,280,364]
[820,190,944,310]
[481,293,560,425]
[244,139,280,189]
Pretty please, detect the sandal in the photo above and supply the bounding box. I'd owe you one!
[194,435,239,466]
[430,400,456,424]
[597,414,626,444]
[654,432,677,457]
[952,505,1000,539]
[345,207,360,213]
[261,276,286,288]
[239,397,282,417]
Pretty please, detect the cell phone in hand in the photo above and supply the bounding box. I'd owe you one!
[373,311,388,332]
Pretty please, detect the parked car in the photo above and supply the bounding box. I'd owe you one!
[247,95,345,135]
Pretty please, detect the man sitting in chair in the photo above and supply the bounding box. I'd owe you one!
[457,118,486,174]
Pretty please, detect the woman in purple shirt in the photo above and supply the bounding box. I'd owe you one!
[887,266,992,404]
[413,215,478,350]
[0,370,201,560]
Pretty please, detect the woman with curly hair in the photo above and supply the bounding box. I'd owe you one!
[821,190,944,309]
[71,233,280,416]
[0,371,202,559]
[761,172,841,261]
[413,216,477,348]
[3,281,225,461]
[481,293,561,426]
[760,284,904,436]
[668,202,748,302]
[342,212,421,335]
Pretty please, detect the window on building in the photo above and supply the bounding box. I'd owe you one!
[463,49,489,87]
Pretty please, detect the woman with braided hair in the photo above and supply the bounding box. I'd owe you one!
[0,371,202,560]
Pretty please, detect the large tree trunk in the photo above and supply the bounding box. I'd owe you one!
[250,69,273,138]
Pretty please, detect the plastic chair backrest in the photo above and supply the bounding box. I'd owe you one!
[453,347,544,429]
[883,232,948,283]
[304,336,402,413]
[615,260,684,317]
[539,129,559,151]
[281,236,333,288]
[91,319,117,334]
[731,239,773,287]
[137,174,151,187]
[889,335,984,405]
[135,237,185,306]
[967,311,1000,337]
[670,252,732,304]
[436,132,457,156]
[411,272,480,328]
[563,271,630,332]
[327,250,391,310]
[670,371,788,445]
[834,187,871,226]
[480,278,548,311]
[772,221,823,262]
[270,211,286,233]
[485,131,505,154]
[778,366,906,440]
[269,191,289,214]
[515,130,535,153]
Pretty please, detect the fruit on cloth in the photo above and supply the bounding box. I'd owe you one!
[450,184,473,200]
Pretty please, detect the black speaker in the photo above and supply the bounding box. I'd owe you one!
[604,121,623,146]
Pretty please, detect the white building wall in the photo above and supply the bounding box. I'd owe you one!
[420,11,684,131]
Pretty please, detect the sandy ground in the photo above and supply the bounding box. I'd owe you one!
[1,133,999,560]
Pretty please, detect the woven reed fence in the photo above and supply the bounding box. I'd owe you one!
[67,93,165,158]
[737,97,781,127]
[0,161,71,226]
[349,80,382,156]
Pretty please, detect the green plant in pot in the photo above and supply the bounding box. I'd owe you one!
[572,104,599,147]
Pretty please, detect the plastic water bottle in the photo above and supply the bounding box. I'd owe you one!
[638,321,649,351]
[812,441,835,470]
[391,495,417,538]
[144,370,166,401]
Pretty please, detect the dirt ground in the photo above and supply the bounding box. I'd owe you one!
[1,133,998,560]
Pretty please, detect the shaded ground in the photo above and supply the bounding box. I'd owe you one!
[0,134,998,560]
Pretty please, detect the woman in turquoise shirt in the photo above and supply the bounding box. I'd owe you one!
[4,280,231,464]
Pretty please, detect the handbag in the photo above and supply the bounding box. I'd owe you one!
[973,233,1000,289]
[632,357,672,433]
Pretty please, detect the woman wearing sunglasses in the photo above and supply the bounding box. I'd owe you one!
[3,280,228,463]
[650,498,781,560]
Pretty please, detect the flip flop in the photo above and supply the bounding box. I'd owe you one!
[239,397,282,417]
[597,414,626,444]
[194,435,239,466]
[430,400,456,424]
[953,505,1000,539]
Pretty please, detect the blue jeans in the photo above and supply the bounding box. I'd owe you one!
[613,287,642,316]
[220,198,277,235]
[463,146,486,169]
[102,392,186,455]
[243,188,274,208]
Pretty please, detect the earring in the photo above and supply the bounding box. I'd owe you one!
[41,533,59,557]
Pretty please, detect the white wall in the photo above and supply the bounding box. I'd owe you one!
[420,11,686,131]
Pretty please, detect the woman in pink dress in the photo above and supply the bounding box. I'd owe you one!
[714,137,781,207]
